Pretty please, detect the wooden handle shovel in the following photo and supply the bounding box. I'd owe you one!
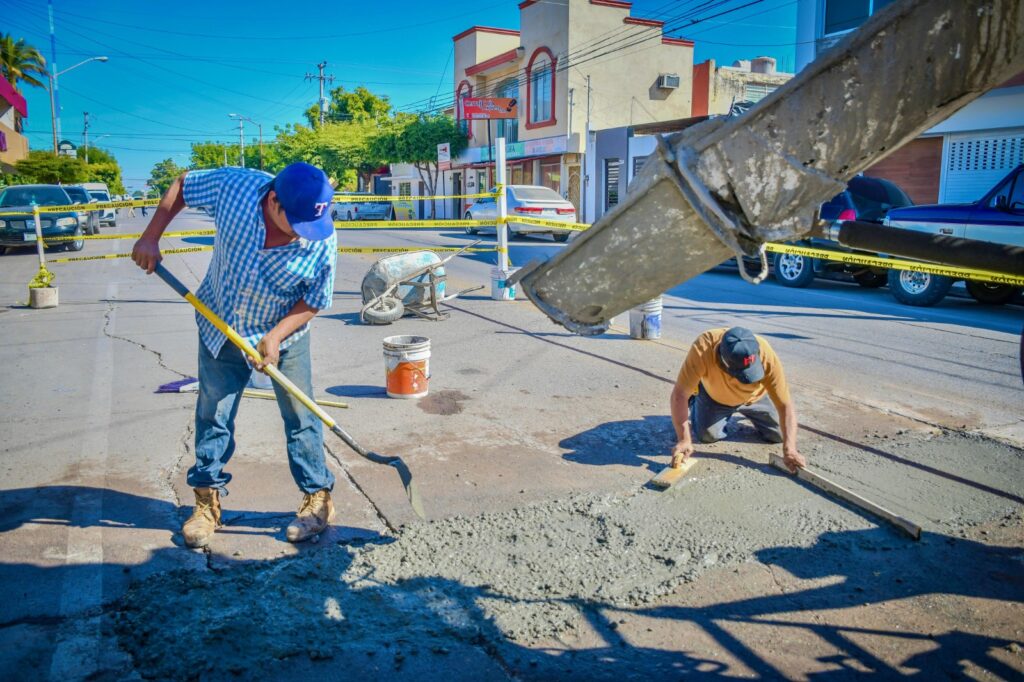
[154,263,425,521]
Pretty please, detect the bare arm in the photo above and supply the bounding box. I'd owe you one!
[777,400,806,472]
[669,384,695,467]
[131,173,188,273]
[254,300,319,371]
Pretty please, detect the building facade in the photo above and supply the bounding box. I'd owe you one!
[447,0,696,221]
[691,57,792,117]
[796,0,1024,204]
[0,78,30,174]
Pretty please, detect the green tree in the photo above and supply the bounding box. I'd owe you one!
[0,34,47,133]
[189,140,269,172]
[14,150,87,184]
[275,121,384,188]
[304,86,392,128]
[80,146,126,194]
[149,158,185,196]
[371,114,467,217]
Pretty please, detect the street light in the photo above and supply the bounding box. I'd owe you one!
[47,56,109,155]
[229,113,263,170]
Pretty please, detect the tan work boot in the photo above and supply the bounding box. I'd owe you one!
[181,487,222,548]
[286,489,335,543]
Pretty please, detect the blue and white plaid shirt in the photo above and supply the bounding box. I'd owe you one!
[182,167,337,358]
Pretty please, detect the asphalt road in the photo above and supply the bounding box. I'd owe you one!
[329,218,1024,444]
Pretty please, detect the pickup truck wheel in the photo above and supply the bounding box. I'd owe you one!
[965,280,1018,305]
[773,252,815,287]
[854,271,887,288]
[553,232,570,243]
[887,269,953,306]
[464,212,478,235]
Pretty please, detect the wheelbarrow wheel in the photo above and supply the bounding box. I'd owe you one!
[363,296,405,325]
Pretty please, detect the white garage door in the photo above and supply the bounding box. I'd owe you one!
[940,129,1024,203]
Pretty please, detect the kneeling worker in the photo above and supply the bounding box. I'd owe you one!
[669,327,806,473]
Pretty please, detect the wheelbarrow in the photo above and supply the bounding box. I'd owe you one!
[360,241,485,324]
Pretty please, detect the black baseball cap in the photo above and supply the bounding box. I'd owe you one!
[718,327,764,384]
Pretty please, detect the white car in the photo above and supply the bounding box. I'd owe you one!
[464,185,578,242]
[81,182,116,227]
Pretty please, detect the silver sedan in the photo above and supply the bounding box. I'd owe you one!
[464,185,578,242]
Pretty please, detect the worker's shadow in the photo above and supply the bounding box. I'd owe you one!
[559,415,773,471]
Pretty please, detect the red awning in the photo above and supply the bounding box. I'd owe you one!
[0,78,28,118]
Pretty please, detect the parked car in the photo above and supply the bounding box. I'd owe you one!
[883,163,1024,306]
[61,185,101,235]
[81,182,117,227]
[331,193,394,221]
[464,185,578,242]
[0,184,84,252]
[773,175,914,288]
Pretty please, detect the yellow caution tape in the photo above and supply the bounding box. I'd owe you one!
[765,243,1024,286]
[52,246,213,264]
[335,220,492,229]
[333,192,497,202]
[338,246,497,254]
[44,229,217,243]
[0,198,163,216]
[506,216,590,231]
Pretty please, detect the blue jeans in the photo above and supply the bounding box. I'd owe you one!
[690,384,783,444]
[188,332,335,495]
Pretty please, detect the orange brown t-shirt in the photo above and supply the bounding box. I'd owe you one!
[675,328,791,409]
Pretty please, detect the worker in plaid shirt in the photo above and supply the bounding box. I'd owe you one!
[132,162,338,548]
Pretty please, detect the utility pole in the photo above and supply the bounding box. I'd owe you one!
[48,0,62,145]
[305,61,335,126]
[583,75,592,223]
[82,111,89,163]
[235,116,245,168]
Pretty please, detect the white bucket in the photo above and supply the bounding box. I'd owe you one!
[490,266,521,301]
[383,335,431,399]
[628,296,663,339]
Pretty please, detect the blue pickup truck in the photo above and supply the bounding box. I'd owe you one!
[883,164,1024,306]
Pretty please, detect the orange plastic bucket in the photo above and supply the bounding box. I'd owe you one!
[383,335,431,399]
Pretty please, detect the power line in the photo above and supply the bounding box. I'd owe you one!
[399,0,702,113]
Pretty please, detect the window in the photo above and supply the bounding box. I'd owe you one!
[456,80,472,138]
[632,155,649,179]
[527,47,556,128]
[743,83,777,103]
[605,159,622,210]
[824,0,897,35]
[495,78,519,143]
[1009,175,1024,211]
[540,162,560,192]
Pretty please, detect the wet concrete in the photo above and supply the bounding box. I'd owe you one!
[112,429,1024,679]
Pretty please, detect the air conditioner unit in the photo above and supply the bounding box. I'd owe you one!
[657,73,680,89]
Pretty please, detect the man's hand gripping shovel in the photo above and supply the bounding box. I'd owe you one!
[154,263,425,521]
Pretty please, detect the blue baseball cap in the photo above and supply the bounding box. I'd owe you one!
[273,162,335,241]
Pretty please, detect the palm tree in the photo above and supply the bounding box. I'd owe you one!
[0,34,47,133]
[1,33,47,92]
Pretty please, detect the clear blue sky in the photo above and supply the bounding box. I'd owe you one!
[5,0,796,191]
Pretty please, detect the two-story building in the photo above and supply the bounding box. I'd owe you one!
[446,0,696,221]
[0,78,30,174]
[796,0,1024,204]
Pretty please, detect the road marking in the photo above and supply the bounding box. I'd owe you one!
[49,281,117,679]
